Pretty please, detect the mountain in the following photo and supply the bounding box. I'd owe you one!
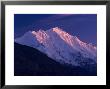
[15,27,97,69]
[14,42,96,76]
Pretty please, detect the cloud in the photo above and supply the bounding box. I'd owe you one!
[36,14,73,23]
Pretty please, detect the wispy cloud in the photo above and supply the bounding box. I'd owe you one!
[37,14,73,23]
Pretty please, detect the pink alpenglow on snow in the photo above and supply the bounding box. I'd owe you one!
[15,27,97,66]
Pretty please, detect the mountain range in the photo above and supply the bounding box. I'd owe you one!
[14,27,97,76]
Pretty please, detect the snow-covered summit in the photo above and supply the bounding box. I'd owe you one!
[15,27,97,66]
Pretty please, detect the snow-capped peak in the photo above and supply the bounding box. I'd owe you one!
[15,27,97,66]
[32,30,49,44]
[52,27,74,47]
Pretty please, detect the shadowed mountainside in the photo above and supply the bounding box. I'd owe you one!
[14,42,96,76]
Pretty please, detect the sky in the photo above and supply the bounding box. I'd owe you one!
[14,14,97,46]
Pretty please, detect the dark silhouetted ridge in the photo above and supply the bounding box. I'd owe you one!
[14,42,96,76]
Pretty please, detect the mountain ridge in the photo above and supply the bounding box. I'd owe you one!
[14,42,97,76]
[15,27,97,67]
